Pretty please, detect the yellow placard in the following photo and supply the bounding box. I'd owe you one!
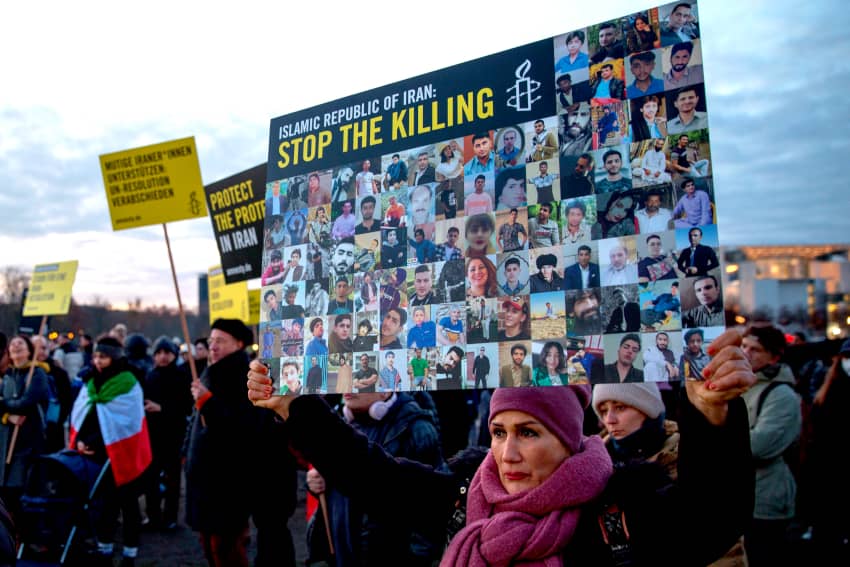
[247,289,261,326]
[208,265,249,325]
[23,261,79,316]
[99,137,207,230]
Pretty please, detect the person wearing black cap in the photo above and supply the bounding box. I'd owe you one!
[141,336,192,532]
[185,318,297,566]
[529,252,564,292]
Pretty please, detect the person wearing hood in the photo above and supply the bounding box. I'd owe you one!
[125,333,154,377]
[0,334,50,522]
[305,389,444,565]
[141,336,193,531]
[740,323,802,566]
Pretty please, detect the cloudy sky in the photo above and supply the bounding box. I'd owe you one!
[2,0,848,310]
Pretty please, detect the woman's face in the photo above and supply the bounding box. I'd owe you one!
[634,17,650,32]
[443,145,453,158]
[93,351,113,373]
[607,197,633,222]
[8,337,30,365]
[490,410,570,495]
[596,401,647,440]
[641,100,658,120]
[545,346,560,370]
[467,259,489,289]
[467,224,492,252]
[499,178,526,209]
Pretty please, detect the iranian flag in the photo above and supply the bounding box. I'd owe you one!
[69,370,152,486]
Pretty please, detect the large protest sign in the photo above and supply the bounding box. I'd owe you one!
[208,265,250,325]
[22,261,78,316]
[203,163,266,283]
[99,137,206,230]
[99,136,208,382]
[261,2,718,393]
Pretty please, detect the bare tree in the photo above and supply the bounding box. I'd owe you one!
[0,265,31,305]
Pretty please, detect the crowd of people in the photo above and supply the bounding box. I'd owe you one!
[0,319,847,566]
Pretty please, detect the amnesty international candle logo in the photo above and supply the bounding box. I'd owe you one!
[507,60,542,112]
[261,1,720,393]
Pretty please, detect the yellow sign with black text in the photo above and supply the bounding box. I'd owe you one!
[247,289,261,326]
[99,137,207,230]
[23,261,78,316]
[208,265,250,325]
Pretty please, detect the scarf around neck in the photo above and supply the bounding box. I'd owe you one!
[441,435,612,567]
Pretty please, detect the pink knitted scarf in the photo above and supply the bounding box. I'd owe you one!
[441,435,612,567]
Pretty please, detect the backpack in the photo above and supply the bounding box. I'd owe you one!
[754,381,801,473]
[44,373,62,425]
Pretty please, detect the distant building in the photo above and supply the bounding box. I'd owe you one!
[721,244,850,338]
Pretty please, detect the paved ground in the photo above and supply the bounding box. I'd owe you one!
[18,470,311,567]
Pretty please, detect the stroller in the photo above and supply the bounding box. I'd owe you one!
[16,450,111,565]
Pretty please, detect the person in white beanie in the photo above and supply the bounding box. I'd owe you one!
[592,381,750,564]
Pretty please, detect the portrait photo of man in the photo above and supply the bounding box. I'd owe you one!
[600,238,639,287]
[589,21,625,64]
[663,40,704,90]
[680,274,724,329]
[564,244,601,291]
[604,286,641,334]
[632,140,672,188]
[625,50,665,98]
[566,288,603,336]
[640,280,681,331]
[675,226,719,276]
[464,132,496,176]
[637,232,678,283]
[562,153,595,198]
[659,2,700,46]
[635,189,674,234]
[408,151,436,186]
[642,331,681,382]
[559,103,593,156]
[666,84,708,135]
[495,126,524,169]
[601,332,644,383]
[525,119,559,162]
[498,342,532,388]
[555,73,592,115]
[591,62,625,101]
[497,254,529,296]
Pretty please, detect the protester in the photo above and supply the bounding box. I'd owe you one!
[71,335,152,566]
[184,318,297,567]
[141,336,193,531]
[305,390,444,565]
[808,338,850,563]
[740,323,803,566]
[248,328,756,566]
[0,334,50,523]
[32,335,73,453]
[592,382,750,564]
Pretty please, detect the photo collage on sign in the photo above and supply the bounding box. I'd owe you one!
[260,1,718,392]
